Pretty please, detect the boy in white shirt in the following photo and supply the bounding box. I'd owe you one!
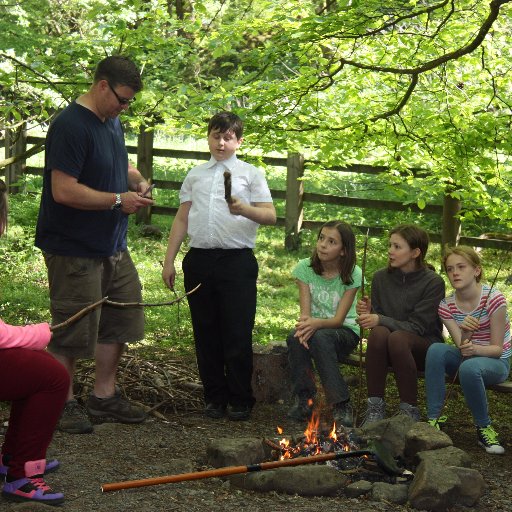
[162,112,276,420]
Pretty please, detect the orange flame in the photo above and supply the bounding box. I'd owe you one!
[329,422,337,442]
[304,408,319,444]
[276,405,353,460]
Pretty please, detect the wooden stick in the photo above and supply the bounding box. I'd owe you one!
[50,297,108,332]
[355,228,370,425]
[223,171,233,204]
[101,449,377,492]
[49,285,200,332]
[104,284,201,308]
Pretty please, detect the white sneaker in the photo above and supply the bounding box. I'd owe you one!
[477,425,505,455]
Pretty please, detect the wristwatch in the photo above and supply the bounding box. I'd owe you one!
[111,193,122,210]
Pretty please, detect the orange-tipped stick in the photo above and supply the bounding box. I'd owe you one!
[101,448,392,492]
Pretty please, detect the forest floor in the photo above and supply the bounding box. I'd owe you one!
[1,352,511,512]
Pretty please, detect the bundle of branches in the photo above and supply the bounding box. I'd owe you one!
[74,350,203,419]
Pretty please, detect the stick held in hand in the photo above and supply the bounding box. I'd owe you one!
[50,297,108,331]
[223,171,233,204]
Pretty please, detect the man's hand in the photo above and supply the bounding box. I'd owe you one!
[120,191,153,214]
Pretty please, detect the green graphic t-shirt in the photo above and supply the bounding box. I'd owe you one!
[292,258,362,335]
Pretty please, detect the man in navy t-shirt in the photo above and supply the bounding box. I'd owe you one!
[35,56,153,434]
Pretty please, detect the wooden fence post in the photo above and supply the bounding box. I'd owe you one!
[284,152,304,251]
[441,192,461,254]
[135,126,154,225]
[4,121,27,194]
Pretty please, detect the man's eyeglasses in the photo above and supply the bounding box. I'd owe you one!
[107,81,134,106]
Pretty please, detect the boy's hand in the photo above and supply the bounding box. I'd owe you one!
[227,197,245,216]
[162,261,177,290]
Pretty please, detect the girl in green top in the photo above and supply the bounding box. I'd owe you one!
[287,220,362,427]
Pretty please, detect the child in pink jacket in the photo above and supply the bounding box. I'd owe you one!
[0,179,69,506]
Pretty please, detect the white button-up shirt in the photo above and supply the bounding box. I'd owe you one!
[179,155,273,249]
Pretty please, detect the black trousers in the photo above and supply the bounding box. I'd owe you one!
[183,248,258,407]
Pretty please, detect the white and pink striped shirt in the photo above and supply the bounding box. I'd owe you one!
[438,285,511,360]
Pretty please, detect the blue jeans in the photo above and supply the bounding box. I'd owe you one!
[425,343,510,427]
[287,327,359,405]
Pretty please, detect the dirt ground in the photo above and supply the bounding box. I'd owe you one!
[1,396,511,512]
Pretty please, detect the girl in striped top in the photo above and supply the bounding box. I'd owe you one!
[425,246,510,455]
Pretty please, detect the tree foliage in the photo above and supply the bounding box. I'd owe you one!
[1,0,511,229]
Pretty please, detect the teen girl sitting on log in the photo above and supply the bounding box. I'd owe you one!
[287,220,362,427]
[356,224,445,424]
[425,245,510,455]
[0,179,69,506]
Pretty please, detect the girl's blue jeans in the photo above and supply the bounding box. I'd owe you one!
[425,343,510,427]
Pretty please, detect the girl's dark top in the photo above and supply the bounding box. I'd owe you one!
[371,266,446,343]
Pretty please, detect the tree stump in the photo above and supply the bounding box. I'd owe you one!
[252,342,292,403]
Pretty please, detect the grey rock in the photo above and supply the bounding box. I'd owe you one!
[408,459,486,511]
[371,481,409,504]
[230,464,348,496]
[207,437,266,467]
[404,421,453,460]
[416,445,472,469]
[345,479,373,498]
[358,414,416,459]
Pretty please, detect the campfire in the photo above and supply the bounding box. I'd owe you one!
[266,409,401,480]
[274,410,358,459]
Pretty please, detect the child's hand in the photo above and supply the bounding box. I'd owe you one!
[162,261,176,290]
[356,296,371,315]
[460,315,479,332]
[356,313,379,330]
[227,197,245,216]
[459,339,476,357]
[295,316,317,348]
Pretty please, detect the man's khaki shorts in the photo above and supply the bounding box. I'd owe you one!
[44,250,144,358]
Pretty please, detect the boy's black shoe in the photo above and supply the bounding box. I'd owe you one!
[227,405,251,421]
[204,403,226,419]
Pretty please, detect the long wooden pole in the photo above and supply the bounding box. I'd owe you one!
[355,228,370,425]
[101,449,377,492]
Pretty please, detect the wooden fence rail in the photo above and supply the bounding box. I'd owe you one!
[2,129,511,252]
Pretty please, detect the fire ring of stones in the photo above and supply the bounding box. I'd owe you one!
[206,415,486,512]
